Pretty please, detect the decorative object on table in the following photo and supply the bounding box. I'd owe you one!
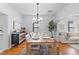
[31,33,39,40]
[48,20,56,38]
[20,27,27,33]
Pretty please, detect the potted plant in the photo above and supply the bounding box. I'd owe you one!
[48,20,56,38]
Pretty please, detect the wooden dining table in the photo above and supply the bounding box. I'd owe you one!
[26,38,55,55]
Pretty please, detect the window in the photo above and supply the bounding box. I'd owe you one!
[68,21,75,32]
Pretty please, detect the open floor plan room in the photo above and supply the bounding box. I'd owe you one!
[0,3,79,55]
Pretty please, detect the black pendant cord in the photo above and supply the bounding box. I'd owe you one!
[32,3,40,32]
[36,3,39,22]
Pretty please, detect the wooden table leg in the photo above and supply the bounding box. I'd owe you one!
[29,48,32,55]
[28,43,32,55]
[26,42,28,55]
[48,43,54,55]
[48,45,52,55]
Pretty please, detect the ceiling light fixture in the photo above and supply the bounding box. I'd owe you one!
[33,3,43,23]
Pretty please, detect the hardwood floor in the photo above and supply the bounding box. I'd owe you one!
[1,41,79,55]
[1,41,26,55]
[59,43,79,55]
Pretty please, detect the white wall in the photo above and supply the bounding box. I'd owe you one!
[56,3,79,21]
[57,18,68,33]
[0,13,8,52]
[21,15,33,32]
[56,4,79,32]
[56,3,79,40]
[0,3,21,32]
[21,15,55,36]
[0,3,21,52]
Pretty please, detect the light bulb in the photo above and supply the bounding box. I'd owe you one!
[39,17,43,20]
[33,18,36,21]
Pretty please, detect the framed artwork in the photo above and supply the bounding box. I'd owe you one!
[13,21,20,30]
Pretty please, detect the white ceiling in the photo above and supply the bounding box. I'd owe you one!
[8,3,68,15]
